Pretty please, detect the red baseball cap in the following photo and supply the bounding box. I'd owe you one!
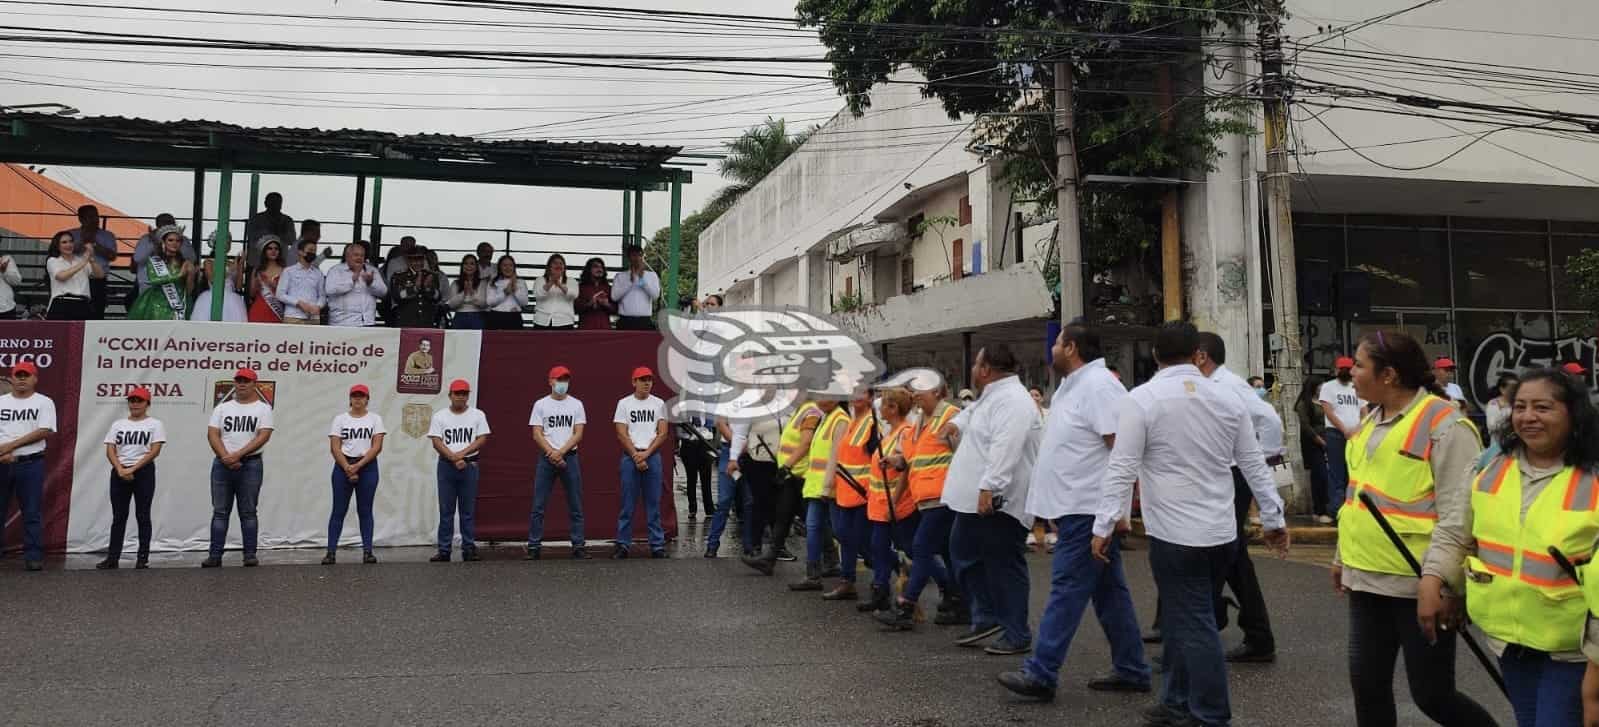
[1563,362,1586,376]
[549,365,571,380]
[349,384,370,397]
[10,361,37,377]
[127,386,151,401]
[1434,357,1457,370]
[631,366,654,380]
[449,378,471,393]
[1334,356,1354,370]
[234,367,258,382]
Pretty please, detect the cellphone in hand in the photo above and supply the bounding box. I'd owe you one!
[990,494,1006,512]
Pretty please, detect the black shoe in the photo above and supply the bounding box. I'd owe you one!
[984,638,1032,656]
[430,552,451,562]
[956,624,1004,647]
[1142,629,1163,644]
[740,550,775,575]
[321,553,336,566]
[96,558,118,570]
[651,550,668,559]
[525,547,541,561]
[611,545,630,560]
[688,512,697,521]
[1141,704,1199,727]
[462,550,481,562]
[135,558,149,569]
[703,545,719,559]
[875,599,916,631]
[1150,654,1164,673]
[200,557,222,568]
[24,560,43,571]
[857,584,890,613]
[996,671,1055,701]
[1225,644,1276,663]
[571,547,591,560]
[742,548,756,559]
[819,565,841,578]
[243,556,259,567]
[935,600,971,626]
[1086,674,1152,693]
[363,552,378,565]
[774,548,798,562]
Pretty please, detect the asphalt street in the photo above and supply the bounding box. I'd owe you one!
[1,503,1516,727]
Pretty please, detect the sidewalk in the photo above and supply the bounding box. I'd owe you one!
[1128,514,1339,546]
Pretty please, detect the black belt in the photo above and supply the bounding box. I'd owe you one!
[10,452,43,463]
[1266,455,1286,467]
[241,454,262,462]
[460,454,480,463]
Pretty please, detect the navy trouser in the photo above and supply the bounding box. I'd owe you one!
[107,463,156,562]
[436,459,479,555]
[529,451,584,548]
[1022,514,1149,690]
[870,513,920,589]
[0,456,46,560]
[328,461,379,552]
[209,457,263,559]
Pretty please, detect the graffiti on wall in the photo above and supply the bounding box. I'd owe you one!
[1468,331,1597,407]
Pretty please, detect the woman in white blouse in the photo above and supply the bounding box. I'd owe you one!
[446,254,490,329]
[486,254,528,330]
[1483,371,1517,438]
[531,253,577,330]
[45,230,103,320]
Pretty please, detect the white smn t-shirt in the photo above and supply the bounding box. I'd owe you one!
[613,394,666,451]
[0,392,56,457]
[208,399,274,456]
[530,395,586,451]
[1317,379,1364,431]
[329,412,386,459]
[103,417,166,468]
[429,407,491,455]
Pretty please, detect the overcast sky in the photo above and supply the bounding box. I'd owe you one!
[0,0,840,265]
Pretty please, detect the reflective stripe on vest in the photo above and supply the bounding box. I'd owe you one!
[778,402,822,477]
[1466,457,1599,652]
[908,402,958,503]
[803,408,850,498]
[868,422,916,522]
[1337,393,1459,577]
[834,412,875,508]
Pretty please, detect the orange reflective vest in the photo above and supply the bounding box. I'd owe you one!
[868,421,916,523]
[834,411,874,509]
[907,402,959,505]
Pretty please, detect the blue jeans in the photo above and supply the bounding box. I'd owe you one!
[906,505,954,603]
[806,498,830,563]
[1501,647,1584,727]
[1325,427,1350,518]
[831,503,868,582]
[950,512,1031,645]
[1150,537,1234,727]
[1023,515,1150,690]
[0,456,45,560]
[529,452,584,548]
[328,461,379,552]
[209,457,264,559]
[706,445,745,553]
[436,459,479,555]
[871,514,920,589]
[617,452,664,551]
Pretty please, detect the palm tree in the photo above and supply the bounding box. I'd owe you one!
[706,117,812,214]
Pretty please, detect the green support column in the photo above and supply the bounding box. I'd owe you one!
[248,172,260,216]
[621,189,632,254]
[352,174,367,244]
[666,179,682,305]
[369,177,384,255]
[211,164,234,321]
[633,187,644,248]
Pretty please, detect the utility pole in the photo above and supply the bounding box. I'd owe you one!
[1055,60,1084,325]
[1260,0,1306,511]
[1157,64,1182,322]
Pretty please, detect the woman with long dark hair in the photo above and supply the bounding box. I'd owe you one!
[247,237,286,323]
[446,255,489,330]
[575,257,615,330]
[532,253,577,330]
[128,226,195,320]
[1334,330,1499,727]
[1429,368,1599,727]
[486,254,528,330]
[1296,375,1332,523]
[45,230,101,320]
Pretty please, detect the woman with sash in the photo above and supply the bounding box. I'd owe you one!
[247,236,286,323]
[128,225,195,321]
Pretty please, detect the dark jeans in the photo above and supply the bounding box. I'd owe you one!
[107,464,156,562]
[529,451,584,548]
[616,452,664,551]
[209,457,264,559]
[831,502,868,582]
[616,315,655,331]
[450,311,485,329]
[328,461,379,552]
[90,276,107,319]
[1024,514,1150,690]
[741,457,777,553]
[680,442,714,516]
[1501,646,1583,727]
[706,444,745,553]
[950,512,1031,645]
[1326,427,1350,518]
[0,456,46,560]
[436,459,480,555]
[905,505,954,602]
[870,513,920,589]
[485,311,523,330]
[769,470,804,554]
[45,295,92,321]
[1305,441,1330,517]
[1150,536,1234,727]
[1346,590,1499,727]
[1221,468,1275,651]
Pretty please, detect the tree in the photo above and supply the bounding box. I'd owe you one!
[704,117,813,214]
[795,0,1253,287]
[644,207,718,304]
[1566,248,1599,334]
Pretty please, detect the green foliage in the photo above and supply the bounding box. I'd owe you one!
[832,290,865,313]
[645,207,719,299]
[1565,248,1599,331]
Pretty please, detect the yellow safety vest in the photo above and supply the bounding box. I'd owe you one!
[1466,457,1599,652]
[803,407,850,499]
[1338,393,1463,577]
[777,402,822,479]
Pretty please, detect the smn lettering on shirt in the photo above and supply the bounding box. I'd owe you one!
[1336,393,1359,408]
[445,427,475,446]
[0,408,41,423]
[223,416,258,434]
[341,426,374,441]
[115,430,152,447]
[630,410,656,424]
[545,415,575,429]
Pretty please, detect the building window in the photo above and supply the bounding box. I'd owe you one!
[901,256,914,295]
[1453,231,1550,309]
[907,213,925,238]
[952,238,964,280]
[959,196,972,226]
[845,276,853,298]
[1553,236,1593,311]
[972,241,983,275]
[1346,227,1449,308]
[1457,310,1555,407]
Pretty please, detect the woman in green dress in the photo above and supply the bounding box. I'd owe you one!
[129,226,196,321]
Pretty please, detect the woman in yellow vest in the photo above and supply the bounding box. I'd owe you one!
[876,382,961,630]
[862,387,920,616]
[824,392,876,603]
[741,401,822,575]
[1431,368,1599,727]
[1333,330,1498,727]
[790,399,850,591]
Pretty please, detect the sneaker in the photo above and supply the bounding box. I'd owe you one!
[1141,704,1199,727]
[611,545,630,560]
[242,556,259,567]
[651,550,668,559]
[703,545,719,559]
[1086,673,1152,693]
[430,552,451,562]
[135,558,149,570]
[200,557,222,568]
[934,608,971,626]
[956,624,1004,647]
[774,548,798,562]
[24,560,43,572]
[1225,644,1277,663]
[525,547,541,561]
[996,671,1055,701]
[1314,514,1334,525]
[363,552,378,565]
[96,558,118,570]
[984,638,1032,656]
[321,553,337,566]
[1045,532,1059,547]
[462,550,481,562]
[1025,533,1038,547]
[571,547,591,560]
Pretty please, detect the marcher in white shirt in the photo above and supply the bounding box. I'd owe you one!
[98,386,165,570]
[941,343,1041,655]
[998,323,1150,701]
[324,384,385,564]
[612,366,670,558]
[1194,332,1284,664]
[324,243,388,327]
[0,361,56,571]
[526,365,589,559]
[610,243,660,330]
[1091,322,1288,727]
[1483,372,1517,437]
[276,239,326,324]
[1318,357,1364,520]
[1434,357,1470,413]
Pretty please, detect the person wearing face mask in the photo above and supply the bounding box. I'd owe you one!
[527,366,589,560]
[1248,376,1268,400]
[0,362,57,571]
[276,239,327,325]
[98,387,165,570]
[325,384,385,565]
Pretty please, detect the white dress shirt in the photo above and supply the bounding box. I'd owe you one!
[1027,359,1126,520]
[275,262,326,321]
[1211,365,1286,459]
[1093,364,1285,546]
[532,277,578,327]
[611,269,660,317]
[0,255,21,314]
[487,277,529,313]
[940,375,1041,528]
[324,262,388,327]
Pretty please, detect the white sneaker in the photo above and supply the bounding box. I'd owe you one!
[1315,515,1334,525]
[1045,533,1059,546]
[1025,533,1038,547]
